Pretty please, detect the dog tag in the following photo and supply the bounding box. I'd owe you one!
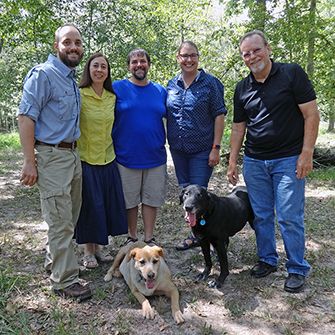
[200,218,206,226]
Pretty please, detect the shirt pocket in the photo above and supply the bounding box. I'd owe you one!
[58,90,77,120]
[167,89,181,109]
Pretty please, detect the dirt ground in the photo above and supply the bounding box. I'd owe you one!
[0,145,335,335]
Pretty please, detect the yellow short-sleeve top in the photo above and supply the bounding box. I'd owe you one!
[77,86,116,165]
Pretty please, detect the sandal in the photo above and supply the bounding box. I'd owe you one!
[144,238,158,246]
[122,236,138,246]
[83,254,98,269]
[175,235,200,251]
[95,250,113,263]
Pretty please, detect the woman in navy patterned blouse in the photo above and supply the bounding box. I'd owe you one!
[166,41,227,250]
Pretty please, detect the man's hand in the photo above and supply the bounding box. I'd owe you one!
[20,160,37,186]
[227,162,239,185]
[296,150,313,179]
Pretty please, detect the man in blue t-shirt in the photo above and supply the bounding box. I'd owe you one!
[112,48,167,246]
[227,30,320,293]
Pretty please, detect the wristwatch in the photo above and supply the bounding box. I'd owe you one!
[212,144,221,150]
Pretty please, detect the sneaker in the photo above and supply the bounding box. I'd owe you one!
[54,282,92,302]
[284,274,305,293]
[250,261,277,278]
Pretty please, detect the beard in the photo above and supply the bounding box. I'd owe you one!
[132,68,148,81]
[58,50,84,68]
[250,62,265,74]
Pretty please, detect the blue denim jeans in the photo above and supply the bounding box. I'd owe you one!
[243,155,310,276]
[170,148,213,188]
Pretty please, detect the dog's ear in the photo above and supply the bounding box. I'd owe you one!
[127,248,139,261]
[179,188,186,205]
[151,246,163,258]
[206,190,215,212]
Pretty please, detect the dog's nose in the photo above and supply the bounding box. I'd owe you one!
[185,206,193,212]
[147,272,155,280]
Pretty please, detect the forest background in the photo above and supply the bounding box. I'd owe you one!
[0,0,334,136]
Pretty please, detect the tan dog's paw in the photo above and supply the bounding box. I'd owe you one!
[173,310,184,324]
[142,300,155,319]
[113,269,122,277]
[104,272,113,282]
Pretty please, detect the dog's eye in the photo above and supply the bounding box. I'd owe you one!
[139,260,145,265]
[152,259,158,264]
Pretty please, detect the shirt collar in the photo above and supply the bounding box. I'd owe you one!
[81,86,109,99]
[176,68,204,86]
[47,54,75,78]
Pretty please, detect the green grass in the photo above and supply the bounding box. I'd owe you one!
[224,299,247,318]
[0,268,33,335]
[0,132,21,150]
[0,268,20,309]
[309,166,335,182]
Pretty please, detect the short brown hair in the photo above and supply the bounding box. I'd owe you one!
[127,48,151,66]
[177,41,199,55]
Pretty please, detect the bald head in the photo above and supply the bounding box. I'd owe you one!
[55,24,81,43]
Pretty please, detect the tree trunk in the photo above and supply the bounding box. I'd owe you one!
[307,0,316,79]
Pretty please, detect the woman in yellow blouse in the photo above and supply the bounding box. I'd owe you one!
[76,53,127,269]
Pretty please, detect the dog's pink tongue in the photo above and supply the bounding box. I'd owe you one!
[146,279,155,289]
[186,212,196,227]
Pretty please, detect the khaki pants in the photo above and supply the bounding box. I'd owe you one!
[35,145,82,290]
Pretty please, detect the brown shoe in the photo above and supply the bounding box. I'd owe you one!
[54,283,92,302]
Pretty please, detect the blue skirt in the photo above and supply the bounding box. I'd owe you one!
[75,160,128,245]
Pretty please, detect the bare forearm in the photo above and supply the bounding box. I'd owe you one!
[18,115,38,186]
[229,123,246,165]
[302,111,320,155]
[18,115,35,163]
[296,99,320,179]
[213,114,225,145]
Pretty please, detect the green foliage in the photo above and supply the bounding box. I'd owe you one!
[0,0,334,132]
[0,132,20,150]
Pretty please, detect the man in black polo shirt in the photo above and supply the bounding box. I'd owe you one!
[227,30,320,293]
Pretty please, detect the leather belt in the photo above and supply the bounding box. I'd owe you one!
[35,140,77,149]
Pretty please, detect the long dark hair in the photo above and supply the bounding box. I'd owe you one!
[79,52,113,93]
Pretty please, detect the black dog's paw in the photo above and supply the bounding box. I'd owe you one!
[208,279,222,289]
[195,272,209,282]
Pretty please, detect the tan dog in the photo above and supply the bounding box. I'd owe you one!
[104,242,184,324]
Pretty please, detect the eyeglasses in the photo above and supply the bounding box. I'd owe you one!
[241,47,264,60]
[178,53,199,60]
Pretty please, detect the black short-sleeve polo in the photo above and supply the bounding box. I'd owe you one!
[233,62,316,160]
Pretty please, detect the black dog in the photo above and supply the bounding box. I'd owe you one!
[179,184,254,288]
